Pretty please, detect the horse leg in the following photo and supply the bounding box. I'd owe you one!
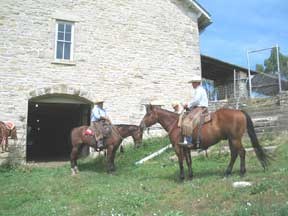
[175,145,185,181]
[0,138,3,153]
[4,137,8,152]
[229,139,246,177]
[178,160,185,180]
[106,144,116,173]
[1,137,5,153]
[70,145,80,175]
[184,148,193,179]
[238,142,246,177]
[224,139,238,177]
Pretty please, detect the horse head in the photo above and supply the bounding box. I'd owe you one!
[140,104,159,130]
[5,121,17,140]
[9,126,17,140]
[132,126,143,148]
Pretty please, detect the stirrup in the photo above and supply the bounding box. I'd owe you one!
[179,143,187,146]
[179,142,194,148]
[179,140,188,146]
[97,140,105,150]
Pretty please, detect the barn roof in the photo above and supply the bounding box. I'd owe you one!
[201,55,258,81]
[182,0,212,32]
[251,73,288,96]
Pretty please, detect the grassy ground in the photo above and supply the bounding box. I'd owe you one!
[1,135,288,216]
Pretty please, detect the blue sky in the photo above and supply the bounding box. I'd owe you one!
[198,0,288,69]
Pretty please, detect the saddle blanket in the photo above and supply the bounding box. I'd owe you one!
[84,128,94,136]
[180,109,212,136]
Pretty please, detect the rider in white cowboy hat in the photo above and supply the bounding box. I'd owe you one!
[184,78,208,110]
[91,98,112,150]
[91,99,110,123]
[180,78,209,148]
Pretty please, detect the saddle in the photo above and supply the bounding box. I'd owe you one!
[4,121,15,130]
[179,108,213,147]
[83,124,119,151]
[83,128,94,136]
[83,125,116,139]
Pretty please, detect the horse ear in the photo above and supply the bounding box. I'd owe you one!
[145,104,152,113]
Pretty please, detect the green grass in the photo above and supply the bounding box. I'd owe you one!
[1,135,288,216]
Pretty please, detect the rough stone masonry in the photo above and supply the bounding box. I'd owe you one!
[0,0,205,164]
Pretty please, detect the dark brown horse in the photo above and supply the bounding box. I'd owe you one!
[140,105,270,180]
[70,124,143,175]
[0,121,17,152]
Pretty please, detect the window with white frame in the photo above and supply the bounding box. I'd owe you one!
[55,20,74,60]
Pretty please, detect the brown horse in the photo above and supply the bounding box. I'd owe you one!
[70,124,143,175]
[0,121,17,152]
[140,105,270,180]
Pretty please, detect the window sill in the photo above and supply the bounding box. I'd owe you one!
[51,60,76,66]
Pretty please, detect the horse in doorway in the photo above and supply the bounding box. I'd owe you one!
[140,105,270,180]
[0,121,17,153]
[70,124,143,175]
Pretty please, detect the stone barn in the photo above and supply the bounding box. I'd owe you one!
[0,0,211,164]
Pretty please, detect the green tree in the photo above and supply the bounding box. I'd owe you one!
[258,47,288,78]
[256,64,264,72]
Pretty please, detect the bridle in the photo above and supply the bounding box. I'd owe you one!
[140,110,159,135]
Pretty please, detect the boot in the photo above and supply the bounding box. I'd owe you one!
[179,139,188,146]
[179,136,193,147]
[97,139,104,150]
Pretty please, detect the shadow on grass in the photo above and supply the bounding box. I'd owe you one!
[136,167,225,183]
[77,156,108,173]
[160,163,269,182]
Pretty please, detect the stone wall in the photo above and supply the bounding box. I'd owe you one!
[0,0,202,164]
[210,91,288,136]
[215,71,248,100]
[279,91,288,107]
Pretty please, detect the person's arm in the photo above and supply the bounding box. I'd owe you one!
[188,88,201,108]
[91,107,101,121]
[99,109,111,123]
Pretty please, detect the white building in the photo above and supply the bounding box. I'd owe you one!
[0,0,211,163]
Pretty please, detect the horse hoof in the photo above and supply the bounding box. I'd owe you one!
[224,170,232,177]
[179,176,185,182]
[75,167,79,173]
[71,168,78,176]
[107,168,116,173]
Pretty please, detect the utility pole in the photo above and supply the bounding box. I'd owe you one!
[276,44,282,93]
[246,45,282,97]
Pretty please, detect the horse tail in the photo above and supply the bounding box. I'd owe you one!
[241,110,270,170]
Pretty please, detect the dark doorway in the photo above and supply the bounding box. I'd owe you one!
[26,101,91,162]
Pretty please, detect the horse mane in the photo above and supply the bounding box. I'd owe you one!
[153,106,179,118]
[114,124,135,127]
[114,124,139,131]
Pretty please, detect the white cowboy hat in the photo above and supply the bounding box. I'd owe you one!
[188,78,202,83]
[94,98,104,104]
[171,101,180,108]
[150,99,164,106]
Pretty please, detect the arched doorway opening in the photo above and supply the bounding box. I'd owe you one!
[26,94,92,162]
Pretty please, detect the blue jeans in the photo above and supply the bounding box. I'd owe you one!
[185,136,192,144]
